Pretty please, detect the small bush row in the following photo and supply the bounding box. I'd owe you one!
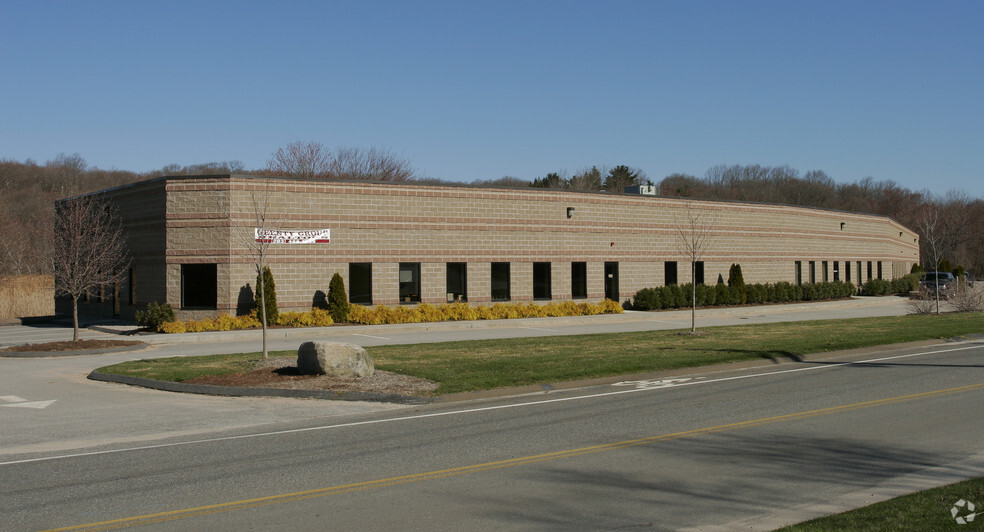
[860,274,919,296]
[149,300,622,333]
[155,308,335,333]
[633,281,860,311]
[347,300,623,325]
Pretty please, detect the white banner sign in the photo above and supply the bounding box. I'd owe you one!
[254,228,330,244]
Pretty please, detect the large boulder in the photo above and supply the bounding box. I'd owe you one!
[297,341,375,377]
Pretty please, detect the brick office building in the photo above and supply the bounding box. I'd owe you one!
[71,174,920,320]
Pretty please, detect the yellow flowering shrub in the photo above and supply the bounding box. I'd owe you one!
[158,300,622,331]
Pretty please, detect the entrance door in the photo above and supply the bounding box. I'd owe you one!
[604,262,619,302]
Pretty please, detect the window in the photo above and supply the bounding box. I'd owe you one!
[399,262,420,303]
[877,261,883,280]
[809,261,817,284]
[349,263,372,305]
[833,261,840,282]
[665,261,678,285]
[128,266,136,306]
[845,261,851,283]
[533,262,552,300]
[491,262,510,301]
[795,261,803,285]
[867,261,873,282]
[695,261,705,285]
[571,262,587,299]
[446,263,467,302]
[181,263,217,308]
[822,261,829,282]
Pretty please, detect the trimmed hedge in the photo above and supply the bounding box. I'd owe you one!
[154,300,623,333]
[633,281,859,311]
[348,299,623,325]
[861,273,919,296]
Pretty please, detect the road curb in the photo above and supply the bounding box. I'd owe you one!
[86,370,432,405]
[0,344,148,358]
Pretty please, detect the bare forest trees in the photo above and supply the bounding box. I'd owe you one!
[267,141,414,181]
[53,195,129,340]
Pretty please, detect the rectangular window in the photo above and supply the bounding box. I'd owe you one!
[795,261,803,285]
[349,263,372,305]
[822,261,829,282]
[833,261,840,282]
[665,261,678,285]
[857,261,863,283]
[128,266,136,306]
[845,261,851,283]
[491,262,510,301]
[446,263,467,302]
[867,261,873,282]
[181,263,217,308]
[399,262,420,304]
[809,261,817,284]
[533,262,552,300]
[695,261,705,285]
[571,262,587,299]
[877,261,883,280]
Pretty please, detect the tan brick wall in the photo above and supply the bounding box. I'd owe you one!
[96,175,920,317]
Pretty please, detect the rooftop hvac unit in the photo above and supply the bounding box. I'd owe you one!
[624,185,657,196]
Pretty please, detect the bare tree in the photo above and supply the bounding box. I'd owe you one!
[52,195,129,341]
[237,190,279,359]
[329,146,414,181]
[267,141,414,181]
[675,202,712,333]
[267,141,334,178]
[917,203,946,315]
[567,166,603,191]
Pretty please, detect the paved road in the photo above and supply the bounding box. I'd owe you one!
[2,296,982,530]
[2,340,983,530]
[0,297,912,457]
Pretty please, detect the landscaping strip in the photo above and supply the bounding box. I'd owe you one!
[87,370,430,405]
[778,476,984,531]
[95,313,984,396]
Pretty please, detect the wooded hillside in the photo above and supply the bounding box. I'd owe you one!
[1,155,980,278]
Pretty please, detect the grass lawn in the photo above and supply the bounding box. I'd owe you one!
[97,312,984,394]
[778,476,984,531]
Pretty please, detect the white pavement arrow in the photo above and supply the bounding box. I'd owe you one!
[0,396,56,409]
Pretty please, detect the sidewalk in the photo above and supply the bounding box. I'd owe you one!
[88,295,912,345]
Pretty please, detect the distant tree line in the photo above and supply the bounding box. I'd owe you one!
[1,149,980,278]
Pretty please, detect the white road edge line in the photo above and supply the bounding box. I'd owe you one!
[1,342,981,467]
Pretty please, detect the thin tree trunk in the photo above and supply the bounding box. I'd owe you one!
[691,261,697,333]
[72,294,80,342]
[258,264,268,359]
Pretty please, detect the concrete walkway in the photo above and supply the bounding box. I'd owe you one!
[82,295,914,347]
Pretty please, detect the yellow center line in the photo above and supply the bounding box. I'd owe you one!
[46,381,984,531]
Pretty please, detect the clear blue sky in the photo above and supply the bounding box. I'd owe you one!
[2,1,982,198]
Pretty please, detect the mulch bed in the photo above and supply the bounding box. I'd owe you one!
[0,339,145,352]
[184,357,439,396]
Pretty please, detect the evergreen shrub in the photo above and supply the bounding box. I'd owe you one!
[327,273,351,323]
[135,301,175,330]
[254,266,278,324]
[728,264,747,304]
